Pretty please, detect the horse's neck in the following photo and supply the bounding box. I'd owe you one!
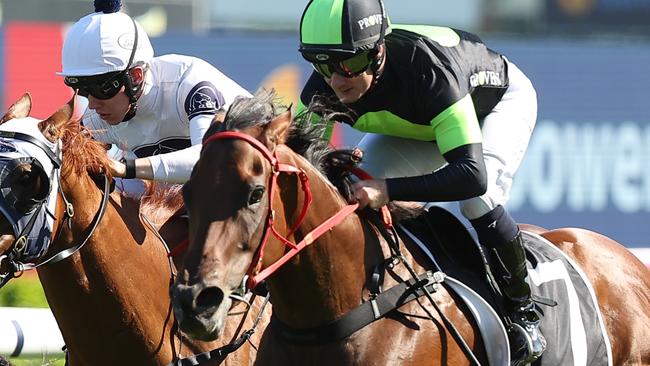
[36,172,197,363]
[38,173,145,313]
[43,173,106,263]
[268,148,380,327]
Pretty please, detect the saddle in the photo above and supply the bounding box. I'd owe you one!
[400,207,613,366]
[399,206,499,304]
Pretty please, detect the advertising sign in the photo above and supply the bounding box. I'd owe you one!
[4,26,649,248]
[547,0,650,29]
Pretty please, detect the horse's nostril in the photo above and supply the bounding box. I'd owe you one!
[196,286,224,309]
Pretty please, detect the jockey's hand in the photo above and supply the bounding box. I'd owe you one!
[109,158,126,178]
[352,179,389,210]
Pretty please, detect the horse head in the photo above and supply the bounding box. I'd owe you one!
[0,93,74,285]
[172,89,383,348]
[0,93,269,365]
[172,90,296,340]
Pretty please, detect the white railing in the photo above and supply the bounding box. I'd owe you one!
[0,307,64,358]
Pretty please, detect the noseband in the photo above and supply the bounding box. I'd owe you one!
[203,131,359,290]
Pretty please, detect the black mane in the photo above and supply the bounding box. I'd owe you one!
[203,89,334,173]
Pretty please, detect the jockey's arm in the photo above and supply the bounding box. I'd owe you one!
[385,97,488,202]
[139,144,201,183]
[386,143,487,202]
[112,113,214,183]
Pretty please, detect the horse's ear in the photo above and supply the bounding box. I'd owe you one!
[264,110,292,146]
[39,97,75,143]
[0,93,33,125]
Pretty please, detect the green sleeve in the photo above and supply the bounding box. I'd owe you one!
[430,94,483,154]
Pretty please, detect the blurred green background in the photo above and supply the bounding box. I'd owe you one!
[0,275,48,308]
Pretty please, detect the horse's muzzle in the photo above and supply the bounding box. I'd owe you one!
[171,280,228,341]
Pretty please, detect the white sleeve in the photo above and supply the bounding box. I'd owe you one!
[147,144,201,184]
[189,114,215,145]
[177,58,251,126]
[146,114,212,183]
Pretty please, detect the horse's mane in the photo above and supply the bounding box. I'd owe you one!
[204,89,334,172]
[139,181,185,228]
[60,117,113,178]
[60,117,184,225]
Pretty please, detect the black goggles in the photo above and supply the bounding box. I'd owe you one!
[64,71,127,100]
[303,51,375,79]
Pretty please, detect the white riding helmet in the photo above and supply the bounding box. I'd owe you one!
[59,11,153,76]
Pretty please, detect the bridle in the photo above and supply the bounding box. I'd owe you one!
[0,130,110,288]
[202,131,359,290]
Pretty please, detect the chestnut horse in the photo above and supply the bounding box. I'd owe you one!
[0,94,266,366]
[172,92,650,365]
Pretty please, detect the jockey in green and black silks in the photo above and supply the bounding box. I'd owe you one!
[297,0,545,364]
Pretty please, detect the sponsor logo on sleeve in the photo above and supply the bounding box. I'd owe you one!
[184,81,225,120]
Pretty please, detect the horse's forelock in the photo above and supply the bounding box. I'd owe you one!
[204,90,279,139]
[202,89,357,198]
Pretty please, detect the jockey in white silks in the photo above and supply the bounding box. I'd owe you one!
[58,0,251,195]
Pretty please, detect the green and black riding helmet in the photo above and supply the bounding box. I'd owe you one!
[299,0,391,79]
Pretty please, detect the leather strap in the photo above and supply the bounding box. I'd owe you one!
[270,271,445,345]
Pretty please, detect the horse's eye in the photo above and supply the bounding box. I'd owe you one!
[18,172,35,185]
[248,186,265,206]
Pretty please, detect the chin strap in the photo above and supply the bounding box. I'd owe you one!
[365,51,385,94]
[369,0,388,88]
[121,16,143,123]
[121,96,139,122]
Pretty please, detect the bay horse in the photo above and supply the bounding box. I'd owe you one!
[171,91,650,365]
[0,93,267,366]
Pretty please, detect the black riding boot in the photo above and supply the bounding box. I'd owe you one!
[470,205,546,365]
[490,231,547,366]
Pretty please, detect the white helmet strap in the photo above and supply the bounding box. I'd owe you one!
[122,16,141,122]
[123,16,139,102]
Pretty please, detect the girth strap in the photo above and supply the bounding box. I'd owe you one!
[270,271,446,345]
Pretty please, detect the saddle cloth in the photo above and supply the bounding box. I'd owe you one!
[523,230,612,366]
[400,207,612,366]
